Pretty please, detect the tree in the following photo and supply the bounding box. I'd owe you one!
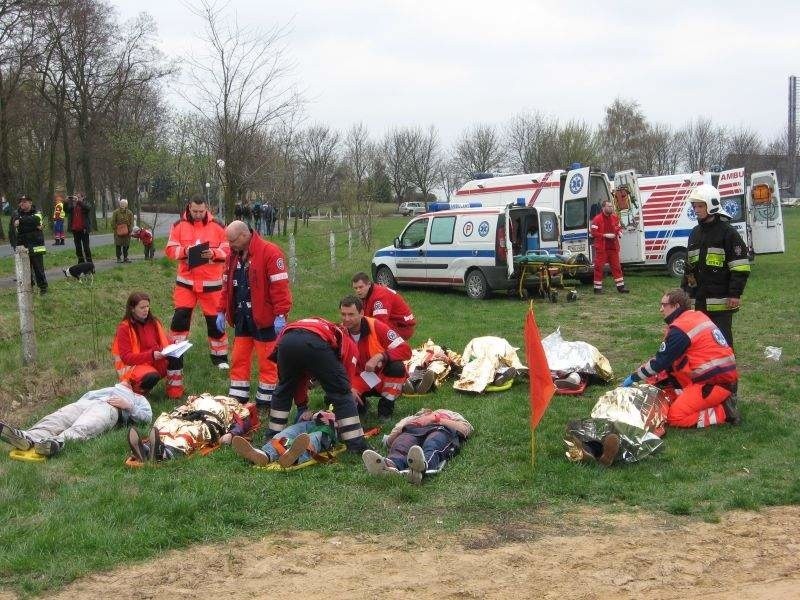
[638,123,682,176]
[381,127,410,205]
[406,125,441,202]
[599,98,648,174]
[453,123,506,179]
[678,117,728,171]
[504,111,559,173]
[545,120,598,170]
[183,0,300,221]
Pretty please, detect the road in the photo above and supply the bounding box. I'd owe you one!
[0,212,173,258]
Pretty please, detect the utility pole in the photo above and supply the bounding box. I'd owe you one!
[790,76,798,196]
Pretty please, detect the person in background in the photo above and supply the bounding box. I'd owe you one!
[131,225,155,260]
[217,220,292,411]
[65,192,92,263]
[351,271,417,340]
[52,191,66,245]
[681,184,750,349]
[590,199,629,294]
[8,195,48,295]
[111,198,134,263]
[112,291,183,398]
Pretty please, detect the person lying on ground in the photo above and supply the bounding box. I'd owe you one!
[231,410,337,468]
[127,393,257,463]
[403,339,463,395]
[362,408,473,485]
[0,381,151,457]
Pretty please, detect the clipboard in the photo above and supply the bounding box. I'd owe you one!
[187,242,210,268]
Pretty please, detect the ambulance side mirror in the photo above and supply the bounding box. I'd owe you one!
[393,237,400,249]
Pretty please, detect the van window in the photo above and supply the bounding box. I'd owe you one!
[400,218,428,248]
[563,199,587,230]
[540,213,558,242]
[430,216,456,244]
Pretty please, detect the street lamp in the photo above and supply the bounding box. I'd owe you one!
[216,159,226,221]
[204,182,210,205]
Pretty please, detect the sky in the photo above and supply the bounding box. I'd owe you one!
[113,0,799,148]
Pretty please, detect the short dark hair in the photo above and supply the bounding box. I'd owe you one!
[339,295,363,311]
[663,288,690,309]
[351,272,371,285]
[189,194,206,205]
[17,194,32,203]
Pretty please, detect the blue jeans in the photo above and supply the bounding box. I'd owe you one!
[261,421,330,465]
[387,425,459,471]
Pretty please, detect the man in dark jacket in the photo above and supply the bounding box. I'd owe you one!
[681,184,750,348]
[8,195,48,294]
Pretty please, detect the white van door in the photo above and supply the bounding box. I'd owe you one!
[614,170,645,264]
[394,217,430,284]
[749,170,785,254]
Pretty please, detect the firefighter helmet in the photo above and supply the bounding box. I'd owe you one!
[687,184,728,217]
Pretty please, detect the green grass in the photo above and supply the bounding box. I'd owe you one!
[0,211,799,595]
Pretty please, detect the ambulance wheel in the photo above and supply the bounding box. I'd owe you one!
[465,269,490,299]
[549,290,558,303]
[667,250,687,278]
[375,266,397,289]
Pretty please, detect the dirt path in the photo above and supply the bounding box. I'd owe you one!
[9,506,798,599]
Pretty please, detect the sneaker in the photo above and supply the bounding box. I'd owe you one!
[415,370,436,395]
[148,427,163,464]
[402,380,415,395]
[231,435,270,466]
[362,449,396,476]
[128,428,147,462]
[377,396,394,419]
[278,432,310,468]
[34,439,63,457]
[599,433,620,466]
[722,394,741,426]
[555,372,583,391]
[616,286,631,294]
[0,420,32,451]
[492,367,517,387]
[406,445,427,485]
[217,362,230,370]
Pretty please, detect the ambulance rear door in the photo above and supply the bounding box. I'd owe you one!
[613,169,645,264]
[748,170,785,254]
[560,166,592,261]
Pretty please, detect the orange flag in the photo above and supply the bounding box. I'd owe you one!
[525,305,555,431]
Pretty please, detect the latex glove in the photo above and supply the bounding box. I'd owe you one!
[603,233,616,239]
[274,314,286,334]
[621,375,635,387]
[215,312,226,333]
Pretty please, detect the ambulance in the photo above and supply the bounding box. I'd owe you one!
[614,168,785,277]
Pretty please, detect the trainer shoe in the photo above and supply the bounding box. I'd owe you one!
[722,394,741,426]
[415,370,436,395]
[34,439,63,457]
[362,449,397,476]
[598,433,620,466]
[492,367,517,387]
[231,435,270,466]
[217,362,230,370]
[0,420,32,451]
[406,445,427,485]
[278,432,310,468]
[128,428,147,463]
[148,427,163,464]
[402,380,415,395]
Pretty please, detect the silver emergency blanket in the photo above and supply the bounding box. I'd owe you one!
[542,327,613,381]
[453,336,527,393]
[564,384,668,465]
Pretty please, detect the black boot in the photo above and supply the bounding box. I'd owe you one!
[617,285,630,294]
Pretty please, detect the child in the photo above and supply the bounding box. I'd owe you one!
[131,225,154,260]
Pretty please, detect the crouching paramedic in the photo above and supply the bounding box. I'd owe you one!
[621,288,740,428]
[268,317,367,453]
[340,295,412,419]
[165,195,230,381]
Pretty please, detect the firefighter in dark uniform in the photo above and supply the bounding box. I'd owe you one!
[681,184,750,348]
[9,195,48,295]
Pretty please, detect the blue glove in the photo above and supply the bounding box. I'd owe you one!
[621,375,635,387]
[274,314,286,334]
[215,312,226,333]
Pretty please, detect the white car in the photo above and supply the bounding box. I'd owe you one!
[399,201,427,216]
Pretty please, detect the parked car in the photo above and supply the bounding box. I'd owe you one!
[399,201,427,216]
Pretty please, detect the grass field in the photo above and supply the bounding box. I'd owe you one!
[0,210,798,596]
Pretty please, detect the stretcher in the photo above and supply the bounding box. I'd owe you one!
[8,448,48,463]
[255,426,382,472]
[513,251,584,301]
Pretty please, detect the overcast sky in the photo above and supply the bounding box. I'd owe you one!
[114,0,798,148]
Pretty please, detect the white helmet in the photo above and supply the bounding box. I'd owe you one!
[687,184,728,217]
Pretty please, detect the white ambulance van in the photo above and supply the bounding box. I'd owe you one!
[371,204,560,299]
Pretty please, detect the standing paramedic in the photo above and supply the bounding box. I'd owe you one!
[621,288,740,428]
[351,271,417,340]
[681,184,750,349]
[340,295,411,419]
[217,220,292,410]
[590,199,629,294]
[267,317,367,454]
[165,195,230,384]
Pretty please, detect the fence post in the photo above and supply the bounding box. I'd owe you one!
[288,233,297,284]
[329,231,336,270]
[14,248,36,365]
[347,228,353,260]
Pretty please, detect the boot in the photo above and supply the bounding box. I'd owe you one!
[34,438,64,457]
[148,427,163,464]
[616,285,631,294]
[722,394,741,425]
[598,434,620,466]
[128,428,147,462]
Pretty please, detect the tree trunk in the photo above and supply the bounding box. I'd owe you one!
[61,115,74,194]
